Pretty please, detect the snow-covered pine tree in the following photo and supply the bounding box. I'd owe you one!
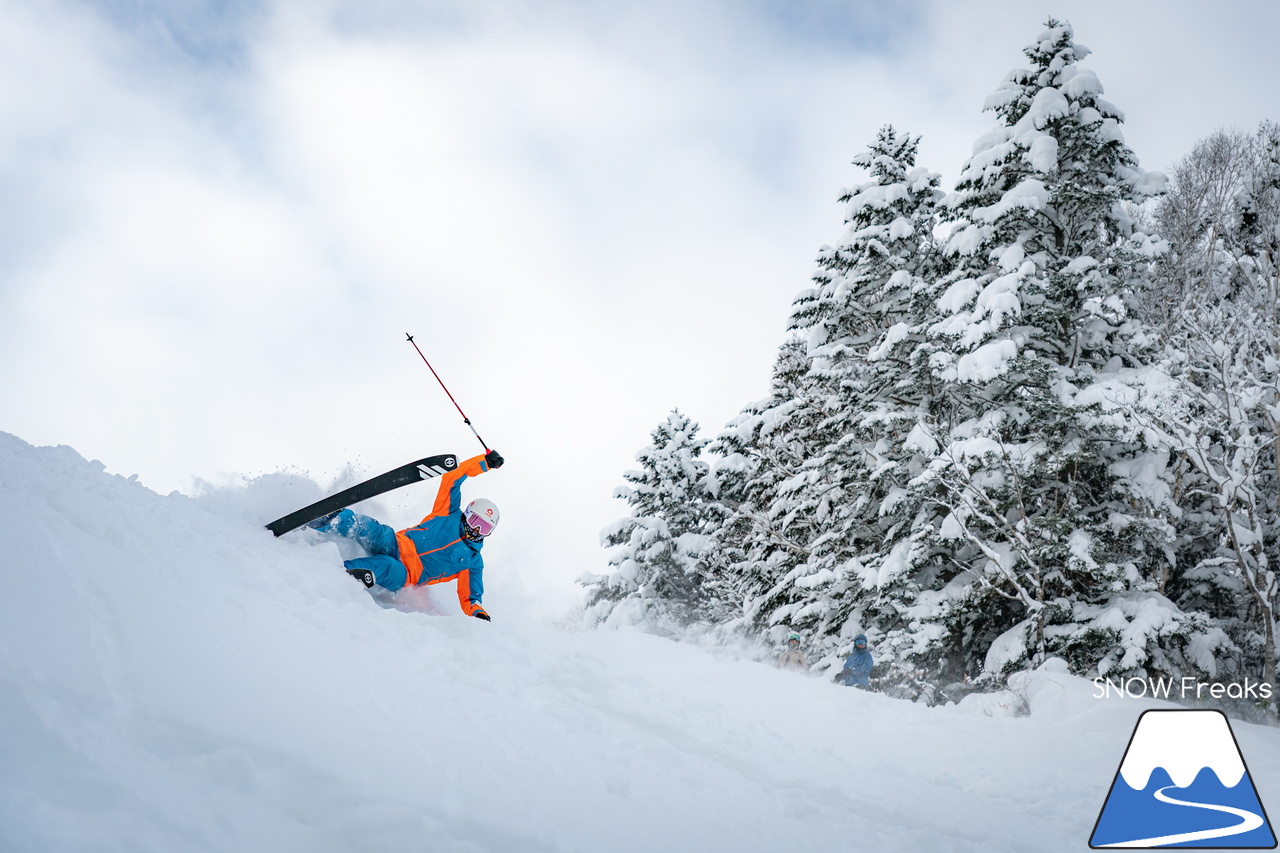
[581,410,714,635]
[702,338,826,645]
[735,126,947,673]
[901,20,1216,684]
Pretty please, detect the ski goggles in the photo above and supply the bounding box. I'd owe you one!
[464,511,496,537]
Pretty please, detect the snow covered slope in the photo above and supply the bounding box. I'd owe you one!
[1,431,1276,852]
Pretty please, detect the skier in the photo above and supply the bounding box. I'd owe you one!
[777,631,810,672]
[835,634,873,688]
[310,450,504,620]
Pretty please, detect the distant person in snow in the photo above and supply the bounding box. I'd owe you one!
[777,631,810,672]
[309,450,504,621]
[835,634,873,688]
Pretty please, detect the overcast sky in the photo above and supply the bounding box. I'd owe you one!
[3,0,1279,609]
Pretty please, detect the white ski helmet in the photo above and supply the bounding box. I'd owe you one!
[464,498,500,537]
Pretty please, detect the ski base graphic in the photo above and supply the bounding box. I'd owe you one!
[265,454,458,536]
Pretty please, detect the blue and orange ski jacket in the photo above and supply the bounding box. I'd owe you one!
[395,453,495,617]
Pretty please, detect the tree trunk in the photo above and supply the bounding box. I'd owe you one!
[1264,616,1277,715]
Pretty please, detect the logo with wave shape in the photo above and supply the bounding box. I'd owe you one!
[1090,709,1276,848]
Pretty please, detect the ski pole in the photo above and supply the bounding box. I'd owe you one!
[406,333,490,453]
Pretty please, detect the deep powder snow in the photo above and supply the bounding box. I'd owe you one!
[1,431,1276,852]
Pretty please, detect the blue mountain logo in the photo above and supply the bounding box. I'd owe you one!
[1091,709,1276,848]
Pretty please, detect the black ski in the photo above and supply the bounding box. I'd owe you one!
[266,454,458,536]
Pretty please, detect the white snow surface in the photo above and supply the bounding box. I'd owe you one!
[2,431,1279,852]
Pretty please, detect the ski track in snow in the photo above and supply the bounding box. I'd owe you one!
[2,432,1279,852]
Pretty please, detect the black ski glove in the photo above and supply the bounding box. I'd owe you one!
[485,450,504,469]
[473,611,491,622]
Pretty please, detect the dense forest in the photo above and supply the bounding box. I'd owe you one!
[581,20,1280,715]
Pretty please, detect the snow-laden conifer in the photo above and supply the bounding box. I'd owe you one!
[581,411,712,634]
[899,20,1215,683]
[587,20,1256,705]
[732,127,946,672]
[702,339,826,645]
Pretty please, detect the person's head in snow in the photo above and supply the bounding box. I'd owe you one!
[309,450,504,621]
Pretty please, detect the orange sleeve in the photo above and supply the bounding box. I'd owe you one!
[422,454,490,523]
[456,569,484,617]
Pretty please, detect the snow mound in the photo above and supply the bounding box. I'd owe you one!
[1,432,1277,852]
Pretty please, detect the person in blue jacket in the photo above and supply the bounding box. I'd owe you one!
[310,450,503,620]
[836,634,874,688]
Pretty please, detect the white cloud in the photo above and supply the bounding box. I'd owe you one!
[2,0,1278,598]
